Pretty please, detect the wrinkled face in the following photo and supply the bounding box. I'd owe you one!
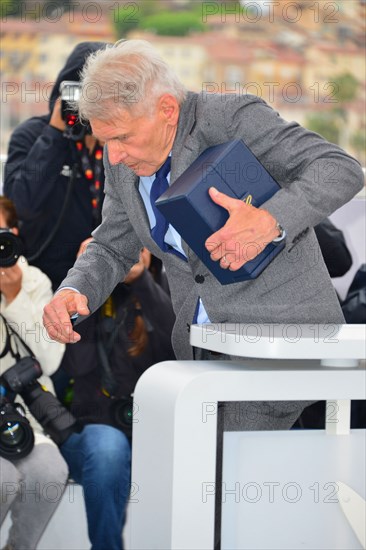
[91,95,179,177]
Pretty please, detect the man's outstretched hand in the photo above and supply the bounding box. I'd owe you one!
[43,289,90,344]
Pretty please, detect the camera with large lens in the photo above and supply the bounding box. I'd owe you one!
[0,389,35,460]
[60,80,91,141]
[0,229,23,268]
[0,356,80,460]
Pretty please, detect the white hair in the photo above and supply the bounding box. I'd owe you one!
[77,39,187,121]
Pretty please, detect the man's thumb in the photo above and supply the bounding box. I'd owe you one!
[208,187,235,212]
[75,294,90,315]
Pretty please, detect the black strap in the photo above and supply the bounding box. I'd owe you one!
[96,307,128,397]
[27,164,78,262]
[96,291,153,397]
[0,313,36,361]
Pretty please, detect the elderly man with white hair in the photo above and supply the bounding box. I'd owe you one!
[43,37,363,544]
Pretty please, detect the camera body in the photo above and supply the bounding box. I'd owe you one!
[0,229,23,268]
[60,80,91,141]
[100,369,134,437]
[0,357,79,459]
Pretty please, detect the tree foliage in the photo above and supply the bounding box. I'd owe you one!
[305,113,340,144]
[113,3,205,38]
[1,0,21,18]
[331,73,359,103]
[140,11,205,36]
[305,72,360,148]
[351,129,366,165]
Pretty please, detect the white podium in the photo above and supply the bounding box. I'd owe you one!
[128,324,366,550]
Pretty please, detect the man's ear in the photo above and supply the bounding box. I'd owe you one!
[12,227,19,236]
[158,94,180,125]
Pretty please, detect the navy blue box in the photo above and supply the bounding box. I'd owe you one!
[156,139,284,285]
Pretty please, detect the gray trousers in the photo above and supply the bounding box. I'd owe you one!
[195,349,314,431]
[0,443,68,550]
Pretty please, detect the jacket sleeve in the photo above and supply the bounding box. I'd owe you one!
[4,119,70,221]
[1,263,65,377]
[59,152,143,314]
[223,96,364,246]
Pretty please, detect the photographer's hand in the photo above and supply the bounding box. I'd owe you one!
[76,237,93,258]
[43,289,90,344]
[49,98,66,132]
[0,264,22,305]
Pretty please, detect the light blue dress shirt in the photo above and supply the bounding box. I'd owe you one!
[64,170,210,324]
[139,171,210,324]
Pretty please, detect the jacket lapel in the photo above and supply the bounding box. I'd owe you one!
[111,93,203,257]
[171,92,201,182]
[114,164,152,244]
[170,93,203,258]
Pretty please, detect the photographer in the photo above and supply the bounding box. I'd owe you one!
[58,246,175,550]
[4,41,108,291]
[0,196,68,550]
[4,41,109,399]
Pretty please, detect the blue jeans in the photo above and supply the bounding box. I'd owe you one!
[60,424,131,550]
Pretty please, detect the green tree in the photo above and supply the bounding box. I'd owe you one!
[1,0,21,18]
[305,72,360,151]
[112,1,166,38]
[332,73,359,103]
[305,113,340,144]
[351,129,366,165]
[140,11,205,36]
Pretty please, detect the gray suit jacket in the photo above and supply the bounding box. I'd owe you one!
[62,92,364,359]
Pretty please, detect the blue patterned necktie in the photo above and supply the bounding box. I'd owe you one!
[149,156,171,251]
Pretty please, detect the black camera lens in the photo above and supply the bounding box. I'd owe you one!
[0,229,23,268]
[1,358,80,450]
[111,397,133,437]
[1,421,25,446]
[0,404,35,459]
[23,384,80,446]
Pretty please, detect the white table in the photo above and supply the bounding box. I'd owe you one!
[128,324,366,550]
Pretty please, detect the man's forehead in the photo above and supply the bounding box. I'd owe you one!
[91,109,131,127]
[90,111,135,136]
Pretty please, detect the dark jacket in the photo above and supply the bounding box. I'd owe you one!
[4,42,107,290]
[59,269,176,435]
[314,218,352,278]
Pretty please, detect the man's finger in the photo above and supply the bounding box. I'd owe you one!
[228,241,266,271]
[43,306,81,344]
[206,240,223,259]
[73,293,90,316]
[208,187,239,213]
[43,318,80,344]
[43,290,89,344]
[206,238,240,263]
